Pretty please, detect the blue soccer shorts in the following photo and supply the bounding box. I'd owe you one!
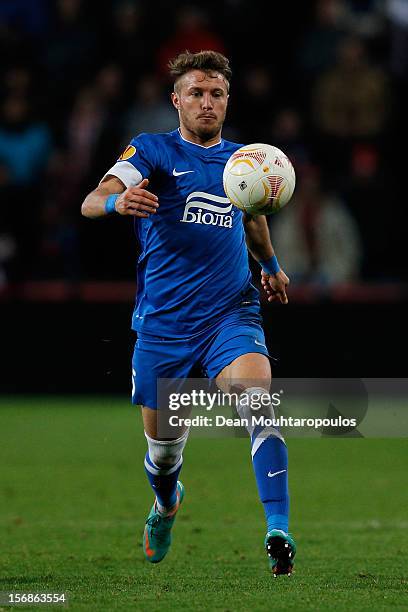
[131,305,270,410]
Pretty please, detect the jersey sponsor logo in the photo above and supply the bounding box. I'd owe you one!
[180,191,233,228]
[118,145,136,161]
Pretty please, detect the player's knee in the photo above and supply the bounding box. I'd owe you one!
[236,386,285,442]
[145,429,189,470]
[236,386,275,423]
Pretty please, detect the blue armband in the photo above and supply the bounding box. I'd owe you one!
[105,194,119,215]
[259,255,280,275]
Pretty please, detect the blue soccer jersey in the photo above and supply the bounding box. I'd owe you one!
[102,129,256,337]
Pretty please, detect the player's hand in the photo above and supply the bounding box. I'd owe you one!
[115,179,159,218]
[261,269,290,304]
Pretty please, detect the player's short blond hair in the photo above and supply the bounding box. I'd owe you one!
[169,50,232,92]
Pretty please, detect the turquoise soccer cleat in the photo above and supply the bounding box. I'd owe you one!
[143,481,184,564]
[264,529,297,577]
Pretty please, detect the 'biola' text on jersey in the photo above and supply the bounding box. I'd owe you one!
[180,191,234,228]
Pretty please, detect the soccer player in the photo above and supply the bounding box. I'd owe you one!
[81,51,296,576]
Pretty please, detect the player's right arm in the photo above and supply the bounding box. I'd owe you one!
[81,176,159,219]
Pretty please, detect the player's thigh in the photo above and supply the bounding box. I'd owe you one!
[133,335,192,438]
[142,405,191,440]
[202,319,271,393]
[216,352,271,394]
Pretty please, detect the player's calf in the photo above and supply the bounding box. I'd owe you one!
[236,387,296,576]
[144,430,188,512]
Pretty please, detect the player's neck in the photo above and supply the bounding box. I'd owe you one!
[178,125,222,148]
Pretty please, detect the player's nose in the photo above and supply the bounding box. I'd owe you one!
[201,93,213,109]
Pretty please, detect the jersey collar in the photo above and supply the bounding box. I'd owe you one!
[175,128,224,154]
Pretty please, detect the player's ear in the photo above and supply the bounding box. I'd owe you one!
[171,91,180,110]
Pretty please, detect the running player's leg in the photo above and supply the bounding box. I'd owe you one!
[216,353,289,528]
[216,352,295,575]
[200,313,295,575]
[132,335,191,563]
[141,405,186,563]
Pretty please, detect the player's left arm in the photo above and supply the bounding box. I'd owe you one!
[243,213,290,305]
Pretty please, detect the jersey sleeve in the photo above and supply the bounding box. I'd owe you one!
[99,133,158,188]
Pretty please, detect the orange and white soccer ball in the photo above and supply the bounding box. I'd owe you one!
[223,143,296,215]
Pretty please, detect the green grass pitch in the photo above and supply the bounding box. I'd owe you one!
[1,396,407,611]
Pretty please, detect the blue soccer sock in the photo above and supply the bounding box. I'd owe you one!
[144,452,182,512]
[251,427,289,533]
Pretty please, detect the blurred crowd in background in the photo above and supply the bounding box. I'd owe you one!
[0,0,407,289]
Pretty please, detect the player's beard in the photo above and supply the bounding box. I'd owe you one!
[181,109,225,142]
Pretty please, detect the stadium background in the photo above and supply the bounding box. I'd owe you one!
[0,0,407,392]
[1,2,408,610]
[0,0,408,392]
